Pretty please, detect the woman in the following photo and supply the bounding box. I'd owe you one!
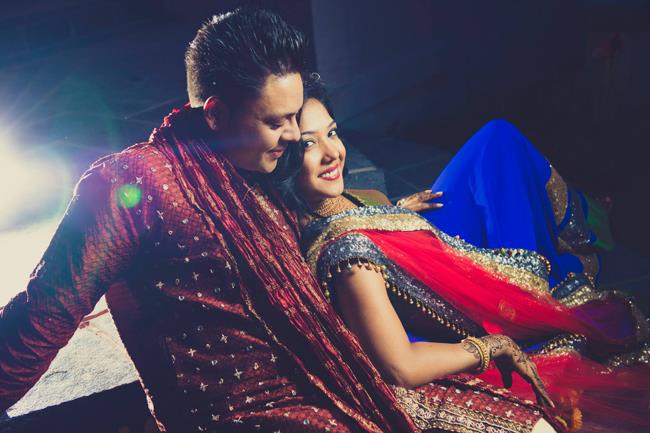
[274,75,649,433]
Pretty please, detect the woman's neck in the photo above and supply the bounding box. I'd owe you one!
[299,194,358,228]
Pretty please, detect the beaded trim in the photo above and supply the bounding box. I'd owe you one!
[303,206,552,299]
[528,333,588,356]
[607,342,650,367]
[317,233,484,339]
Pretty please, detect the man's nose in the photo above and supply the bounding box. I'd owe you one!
[282,117,301,142]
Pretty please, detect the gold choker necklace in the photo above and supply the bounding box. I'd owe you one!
[311,195,357,218]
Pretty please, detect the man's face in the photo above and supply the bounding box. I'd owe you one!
[221,73,303,173]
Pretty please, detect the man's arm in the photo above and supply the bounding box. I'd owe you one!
[0,157,143,411]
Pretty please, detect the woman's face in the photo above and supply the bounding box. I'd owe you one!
[298,98,346,206]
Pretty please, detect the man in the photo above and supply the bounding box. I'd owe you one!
[0,8,419,433]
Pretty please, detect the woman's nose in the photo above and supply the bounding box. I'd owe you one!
[321,138,340,161]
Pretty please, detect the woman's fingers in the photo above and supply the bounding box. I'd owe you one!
[495,358,514,388]
[528,366,555,408]
[419,190,443,200]
[397,190,444,212]
[416,202,443,212]
[515,360,555,408]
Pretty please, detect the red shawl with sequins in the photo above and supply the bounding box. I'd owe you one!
[150,105,419,433]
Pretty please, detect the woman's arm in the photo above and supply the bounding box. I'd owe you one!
[334,264,555,408]
[334,265,481,388]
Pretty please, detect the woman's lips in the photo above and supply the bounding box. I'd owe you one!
[319,165,340,181]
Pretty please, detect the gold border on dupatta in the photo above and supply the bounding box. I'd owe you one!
[305,211,551,299]
[545,165,568,226]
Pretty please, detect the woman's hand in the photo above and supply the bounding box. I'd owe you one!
[481,335,555,408]
[396,190,443,212]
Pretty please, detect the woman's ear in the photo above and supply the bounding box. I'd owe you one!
[203,96,230,132]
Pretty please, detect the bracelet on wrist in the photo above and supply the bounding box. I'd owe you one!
[463,336,490,373]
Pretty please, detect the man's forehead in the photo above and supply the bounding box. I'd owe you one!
[255,73,303,116]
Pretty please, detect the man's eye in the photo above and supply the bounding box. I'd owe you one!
[269,123,283,130]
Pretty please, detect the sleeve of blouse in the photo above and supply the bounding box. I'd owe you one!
[0,157,144,412]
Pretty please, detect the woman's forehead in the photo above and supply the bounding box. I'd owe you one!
[300,98,333,133]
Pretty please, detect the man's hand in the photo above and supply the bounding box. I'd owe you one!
[396,190,443,212]
[481,335,555,408]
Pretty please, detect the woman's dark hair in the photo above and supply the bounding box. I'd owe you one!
[185,8,306,108]
[273,73,341,214]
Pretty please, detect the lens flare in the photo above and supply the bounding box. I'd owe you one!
[116,184,142,208]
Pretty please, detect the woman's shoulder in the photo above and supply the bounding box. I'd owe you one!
[346,189,392,206]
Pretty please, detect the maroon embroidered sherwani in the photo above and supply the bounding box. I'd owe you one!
[0,143,358,433]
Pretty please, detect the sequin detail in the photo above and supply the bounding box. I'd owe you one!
[317,233,483,338]
[545,165,568,226]
[303,206,551,299]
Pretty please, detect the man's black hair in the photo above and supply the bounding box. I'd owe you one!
[273,73,345,215]
[185,7,306,108]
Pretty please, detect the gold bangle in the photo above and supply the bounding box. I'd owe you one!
[462,336,490,373]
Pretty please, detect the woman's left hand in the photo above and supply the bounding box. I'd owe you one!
[482,335,555,409]
[396,190,443,212]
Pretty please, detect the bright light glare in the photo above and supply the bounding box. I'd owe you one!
[0,130,72,229]
[0,129,73,304]
[0,217,61,305]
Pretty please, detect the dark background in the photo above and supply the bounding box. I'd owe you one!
[1,0,649,254]
[0,1,649,432]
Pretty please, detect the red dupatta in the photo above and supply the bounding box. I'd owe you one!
[304,205,649,433]
[149,105,419,433]
[363,229,640,348]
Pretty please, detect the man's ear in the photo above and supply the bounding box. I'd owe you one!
[203,96,229,132]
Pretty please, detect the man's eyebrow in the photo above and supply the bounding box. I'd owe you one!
[301,120,336,136]
[263,111,298,121]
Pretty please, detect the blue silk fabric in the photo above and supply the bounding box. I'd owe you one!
[422,119,598,287]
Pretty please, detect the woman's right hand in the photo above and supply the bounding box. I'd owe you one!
[481,335,555,409]
[396,190,443,212]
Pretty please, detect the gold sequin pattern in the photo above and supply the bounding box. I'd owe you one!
[305,212,432,274]
[322,257,472,339]
[559,286,649,343]
[531,334,588,357]
[391,385,539,433]
[447,247,551,298]
[607,343,650,367]
[545,165,568,226]
[305,208,552,299]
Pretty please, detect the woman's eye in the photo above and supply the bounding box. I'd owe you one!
[328,129,338,137]
[302,140,315,149]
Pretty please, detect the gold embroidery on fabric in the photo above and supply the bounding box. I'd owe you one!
[557,238,600,278]
[305,213,432,273]
[545,165,568,226]
[306,212,550,298]
[532,334,587,356]
[449,248,550,298]
[323,256,472,338]
[607,343,650,367]
[559,287,649,343]
[391,386,537,433]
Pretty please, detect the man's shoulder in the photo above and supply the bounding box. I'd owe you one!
[89,142,168,172]
[76,142,176,202]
